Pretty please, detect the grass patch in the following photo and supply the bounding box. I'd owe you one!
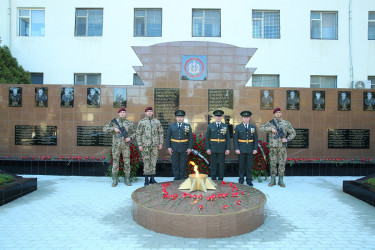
[0,174,15,185]
[365,178,375,187]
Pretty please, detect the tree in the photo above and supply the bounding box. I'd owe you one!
[0,45,31,84]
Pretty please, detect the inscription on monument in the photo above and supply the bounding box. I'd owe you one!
[154,88,179,134]
[15,125,57,145]
[328,129,370,149]
[287,129,309,148]
[77,126,112,146]
[208,89,234,137]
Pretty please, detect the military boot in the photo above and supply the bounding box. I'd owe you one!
[144,176,150,186]
[112,175,119,187]
[124,175,131,186]
[150,175,157,184]
[278,176,286,188]
[268,175,276,187]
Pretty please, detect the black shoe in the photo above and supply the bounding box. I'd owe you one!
[247,182,253,186]
[150,175,157,184]
[144,176,149,186]
[238,179,244,184]
[211,177,217,180]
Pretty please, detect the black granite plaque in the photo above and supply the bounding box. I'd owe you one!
[260,90,274,110]
[286,90,300,110]
[154,88,179,134]
[338,91,351,111]
[328,129,370,149]
[9,87,22,107]
[77,126,112,146]
[208,89,234,137]
[288,129,309,148]
[312,90,325,111]
[15,125,57,145]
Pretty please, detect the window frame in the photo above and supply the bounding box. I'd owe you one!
[369,11,375,40]
[192,9,221,37]
[18,8,45,37]
[252,74,280,87]
[134,8,162,37]
[252,10,280,39]
[74,8,103,37]
[368,76,375,89]
[310,11,338,40]
[310,75,337,88]
[74,73,101,85]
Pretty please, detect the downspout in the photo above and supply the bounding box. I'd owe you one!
[349,0,353,87]
[8,0,11,48]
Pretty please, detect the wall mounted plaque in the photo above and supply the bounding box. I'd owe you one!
[61,87,74,108]
[181,55,207,80]
[338,91,351,111]
[35,87,48,107]
[9,87,22,107]
[77,126,112,146]
[154,88,179,134]
[286,90,300,110]
[260,90,274,110]
[363,91,375,111]
[208,89,234,137]
[87,88,101,108]
[287,129,309,148]
[113,88,127,108]
[15,125,57,145]
[328,129,370,149]
[312,90,325,111]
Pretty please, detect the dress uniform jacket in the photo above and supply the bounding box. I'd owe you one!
[233,123,258,153]
[166,122,193,152]
[205,122,231,153]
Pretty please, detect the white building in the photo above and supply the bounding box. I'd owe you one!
[1,0,375,88]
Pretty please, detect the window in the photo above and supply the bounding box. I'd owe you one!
[74,74,101,85]
[252,10,280,39]
[252,75,280,87]
[31,73,43,84]
[133,74,144,85]
[369,12,375,40]
[134,9,162,37]
[18,9,45,36]
[75,9,103,36]
[192,9,221,37]
[311,11,338,40]
[368,76,375,89]
[310,76,337,88]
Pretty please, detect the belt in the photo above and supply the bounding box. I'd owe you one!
[238,139,253,143]
[210,139,226,142]
[171,139,188,143]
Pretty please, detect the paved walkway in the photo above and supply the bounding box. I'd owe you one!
[0,176,374,250]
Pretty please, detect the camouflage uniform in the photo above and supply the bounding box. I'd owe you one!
[103,118,136,176]
[136,116,164,175]
[259,118,296,177]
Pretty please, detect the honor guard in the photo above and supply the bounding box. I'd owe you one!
[166,110,194,180]
[205,110,231,181]
[233,111,258,186]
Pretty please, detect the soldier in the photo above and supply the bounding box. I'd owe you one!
[205,110,231,181]
[136,106,164,185]
[166,110,193,180]
[103,107,136,187]
[233,111,258,186]
[260,107,296,187]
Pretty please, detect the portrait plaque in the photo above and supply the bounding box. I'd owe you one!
[260,90,274,110]
[9,87,22,107]
[286,90,300,110]
[287,129,309,148]
[35,87,48,107]
[328,129,370,149]
[312,91,325,111]
[87,88,100,108]
[338,91,351,111]
[208,89,234,137]
[77,126,112,146]
[154,88,180,134]
[363,91,375,111]
[181,55,207,81]
[113,88,127,108]
[61,87,74,108]
[15,125,57,145]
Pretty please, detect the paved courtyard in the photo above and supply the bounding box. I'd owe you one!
[0,175,374,249]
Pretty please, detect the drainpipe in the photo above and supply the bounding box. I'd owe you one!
[349,0,353,87]
[8,0,11,48]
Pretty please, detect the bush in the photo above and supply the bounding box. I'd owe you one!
[0,45,31,84]
[0,174,15,185]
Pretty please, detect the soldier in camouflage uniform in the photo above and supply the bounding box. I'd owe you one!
[103,107,136,187]
[136,106,164,185]
[259,107,296,187]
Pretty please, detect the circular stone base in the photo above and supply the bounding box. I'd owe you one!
[131,180,266,238]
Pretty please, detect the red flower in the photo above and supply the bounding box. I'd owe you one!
[237,200,242,205]
[223,205,228,210]
[199,205,203,210]
[241,191,245,195]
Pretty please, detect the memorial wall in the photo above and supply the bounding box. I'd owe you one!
[0,41,374,159]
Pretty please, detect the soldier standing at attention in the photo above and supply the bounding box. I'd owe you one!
[259,108,296,187]
[205,110,231,181]
[166,110,193,180]
[136,107,164,185]
[103,108,136,187]
[233,111,258,186]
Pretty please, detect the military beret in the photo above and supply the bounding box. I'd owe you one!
[118,108,126,113]
[145,106,153,112]
[273,107,281,114]
[213,110,224,116]
[240,111,252,117]
[175,110,185,116]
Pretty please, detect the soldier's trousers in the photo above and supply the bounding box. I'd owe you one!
[269,147,287,176]
[141,146,158,175]
[210,152,225,180]
[112,146,130,176]
[238,153,254,183]
[171,151,187,180]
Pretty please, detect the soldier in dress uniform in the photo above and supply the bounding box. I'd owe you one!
[103,108,136,187]
[166,110,193,180]
[205,110,231,181]
[136,106,164,185]
[233,111,258,186]
[260,108,296,188]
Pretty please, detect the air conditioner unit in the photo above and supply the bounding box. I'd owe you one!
[352,80,371,89]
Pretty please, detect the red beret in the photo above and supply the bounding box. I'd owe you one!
[273,107,281,114]
[118,108,126,113]
[145,106,153,112]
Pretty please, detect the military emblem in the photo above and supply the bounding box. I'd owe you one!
[181,55,207,81]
